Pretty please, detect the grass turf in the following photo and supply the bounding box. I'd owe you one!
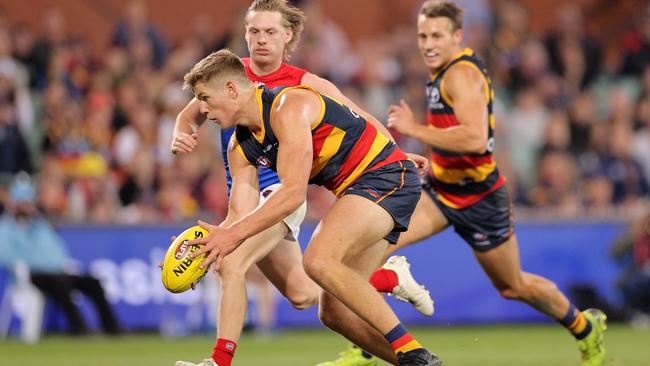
[1,324,647,366]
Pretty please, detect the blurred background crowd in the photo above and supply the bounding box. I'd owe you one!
[0,0,648,226]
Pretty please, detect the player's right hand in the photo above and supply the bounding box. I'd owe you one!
[171,132,198,154]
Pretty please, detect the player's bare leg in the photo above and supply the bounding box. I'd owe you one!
[176,222,306,366]
[474,235,570,318]
[319,280,399,364]
[245,266,277,333]
[304,195,439,365]
[256,238,320,310]
[367,193,447,317]
[383,193,449,260]
[215,223,291,342]
[475,235,607,366]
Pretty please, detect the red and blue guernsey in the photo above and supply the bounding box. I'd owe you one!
[233,85,407,197]
[221,58,307,192]
[426,48,506,208]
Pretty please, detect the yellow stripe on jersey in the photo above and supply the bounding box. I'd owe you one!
[310,126,346,179]
[435,193,462,209]
[430,48,475,81]
[439,60,490,107]
[431,160,496,184]
[231,134,251,164]
[332,132,390,196]
[253,88,266,143]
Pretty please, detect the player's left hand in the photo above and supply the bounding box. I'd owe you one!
[405,153,430,176]
[387,99,417,136]
[187,220,244,273]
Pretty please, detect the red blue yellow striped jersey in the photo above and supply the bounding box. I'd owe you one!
[426,48,505,209]
[234,85,407,196]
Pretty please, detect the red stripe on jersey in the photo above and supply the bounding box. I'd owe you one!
[431,152,494,170]
[325,124,377,190]
[437,175,506,208]
[312,123,335,158]
[367,147,408,173]
[427,112,459,128]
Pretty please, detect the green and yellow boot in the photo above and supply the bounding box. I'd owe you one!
[577,308,608,366]
[315,344,378,366]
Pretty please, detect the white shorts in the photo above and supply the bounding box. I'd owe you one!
[260,184,306,240]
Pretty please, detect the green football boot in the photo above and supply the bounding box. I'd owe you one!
[315,344,378,366]
[577,308,608,366]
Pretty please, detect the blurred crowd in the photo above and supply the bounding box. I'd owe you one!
[0,0,649,224]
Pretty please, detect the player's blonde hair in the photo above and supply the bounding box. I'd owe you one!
[420,1,464,31]
[247,0,306,61]
[183,49,250,91]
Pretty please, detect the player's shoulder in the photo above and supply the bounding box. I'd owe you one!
[444,59,485,87]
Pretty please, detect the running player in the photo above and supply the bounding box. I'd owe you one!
[172,2,432,366]
[372,2,605,365]
[183,48,442,366]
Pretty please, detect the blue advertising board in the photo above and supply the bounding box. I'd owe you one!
[0,221,626,334]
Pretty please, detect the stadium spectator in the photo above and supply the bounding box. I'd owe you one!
[0,0,644,224]
[545,3,602,90]
[0,175,122,335]
[111,0,168,69]
[0,74,32,179]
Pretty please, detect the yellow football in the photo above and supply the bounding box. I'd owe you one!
[161,225,210,293]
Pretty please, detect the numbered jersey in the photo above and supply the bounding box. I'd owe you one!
[221,58,307,192]
[234,85,407,197]
[426,48,505,209]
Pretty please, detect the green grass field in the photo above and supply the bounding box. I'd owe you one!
[1,324,648,366]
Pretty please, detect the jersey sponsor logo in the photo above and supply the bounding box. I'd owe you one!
[426,85,444,110]
[256,156,272,167]
[486,137,495,153]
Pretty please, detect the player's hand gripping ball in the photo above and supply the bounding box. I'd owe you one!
[161,226,210,293]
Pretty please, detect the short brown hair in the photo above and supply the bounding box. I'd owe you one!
[420,1,464,31]
[183,49,248,91]
[247,0,306,60]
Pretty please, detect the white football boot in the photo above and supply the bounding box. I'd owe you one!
[383,256,435,317]
[175,359,218,366]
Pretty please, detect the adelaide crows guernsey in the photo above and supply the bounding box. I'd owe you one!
[220,58,307,191]
[234,85,407,197]
[426,48,505,209]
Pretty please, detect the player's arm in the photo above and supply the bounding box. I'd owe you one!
[302,72,395,142]
[190,90,315,270]
[387,64,489,154]
[171,98,205,154]
[222,137,260,226]
[226,90,313,239]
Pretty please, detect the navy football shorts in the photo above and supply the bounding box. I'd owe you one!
[426,184,514,252]
[343,160,421,244]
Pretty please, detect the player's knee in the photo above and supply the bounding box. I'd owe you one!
[317,303,343,331]
[498,286,522,300]
[302,252,329,282]
[496,281,528,301]
[217,258,246,283]
[287,292,316,310]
